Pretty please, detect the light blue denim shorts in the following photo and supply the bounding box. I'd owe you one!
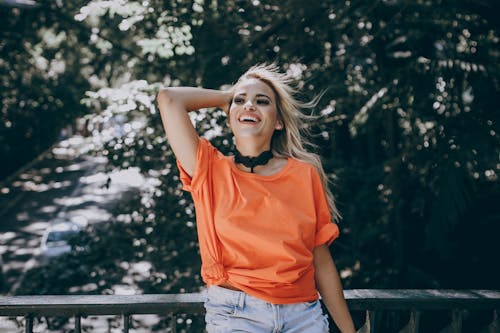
[204,285,329,333]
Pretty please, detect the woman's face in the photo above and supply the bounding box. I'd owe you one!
[228,78,283,142]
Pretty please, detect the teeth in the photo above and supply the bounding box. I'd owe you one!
[239,115,259,122]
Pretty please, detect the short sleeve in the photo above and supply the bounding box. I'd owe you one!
[312,169,340,247]
[176,138,216,192]
[315,221,340,247]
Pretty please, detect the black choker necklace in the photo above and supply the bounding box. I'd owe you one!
[234,149,273,173]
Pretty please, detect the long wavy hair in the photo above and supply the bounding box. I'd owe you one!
[228,63,340,222]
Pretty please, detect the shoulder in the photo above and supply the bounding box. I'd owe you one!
[199,138,222,155]
[288,157,317,174]
[286,158,323,185]
[198,137,229,163]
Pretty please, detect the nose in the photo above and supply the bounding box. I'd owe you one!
[243,100,255,110]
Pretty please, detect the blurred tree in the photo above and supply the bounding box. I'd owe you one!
[0,1,94,180]
[11,0,500,331]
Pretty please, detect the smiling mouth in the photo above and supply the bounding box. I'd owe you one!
[238,115,260,123]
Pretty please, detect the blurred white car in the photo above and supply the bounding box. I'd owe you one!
[39,220,82,263]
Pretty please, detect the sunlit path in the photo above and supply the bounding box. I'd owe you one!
[0,134,146,297]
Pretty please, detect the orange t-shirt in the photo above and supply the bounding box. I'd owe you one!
[177,138,339,304]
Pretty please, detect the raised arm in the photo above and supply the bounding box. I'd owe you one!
[314,244,356,333]
[156,87,231,176]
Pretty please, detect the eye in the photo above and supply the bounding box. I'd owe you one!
[233,97,245,104]
[256,99,270,105]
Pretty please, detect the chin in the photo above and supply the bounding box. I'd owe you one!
[235,129,268,138]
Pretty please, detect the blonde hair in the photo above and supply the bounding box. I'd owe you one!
[231,64,340,222]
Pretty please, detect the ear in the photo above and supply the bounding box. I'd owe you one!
[224,108,231,128]
[275,120,284,130]
[223,103,230,116]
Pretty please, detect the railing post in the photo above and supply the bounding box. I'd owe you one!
[438,308,463,333]
[369,310,376,333]
[451,309,462,333]
[410,310,420,333]
[488,309,499,333]
[357,310,376,333]
[24,315,33,333]
[75,315,81,333]
[169,313,177,333]
[399,310,420,333]
[124,314,130,333]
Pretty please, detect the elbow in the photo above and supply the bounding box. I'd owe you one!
[156,88,174,106]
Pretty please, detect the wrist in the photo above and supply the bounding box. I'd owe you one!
[220,90,233,113]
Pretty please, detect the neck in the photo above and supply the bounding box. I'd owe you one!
[234,138,271,157]
[234,145,273,173]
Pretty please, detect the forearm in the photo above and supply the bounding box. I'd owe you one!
[157,87,231,112]
[314,245,356,333]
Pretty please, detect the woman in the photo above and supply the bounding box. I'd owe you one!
[157,64,355,333]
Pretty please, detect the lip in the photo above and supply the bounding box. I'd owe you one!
[237,112,262,124]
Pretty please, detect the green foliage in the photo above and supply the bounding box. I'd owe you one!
[0,1,93,179]
[9,3,500,329]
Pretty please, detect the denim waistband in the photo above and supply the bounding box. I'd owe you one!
[206,285,273,308]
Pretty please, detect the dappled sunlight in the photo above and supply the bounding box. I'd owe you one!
[64,206,112,224]
[25,238,40,249]
[21,180,73,192]
[60,162,83,172]
[0,230,41,275]
[107,262,155,296]
[105,168,146,187]
[8,237,31,247]
[54,194,108,207]
[0,317,18,332]
[15,212,30,221]
[0,232,16,242]
[38,205,58,214]
[19,173,40,181]
[38,167,52,175]
[52,147,77,159]
[0,130,150,297]
[69,283,99,293]
[52,191,133,224]
[112,284,137,295]
[51,137,87,158]
[340,261,361,279]
[11,181,24,188]
[10,248,35,257]
[129,261,152,281]
[81,167,146,188]
[21,221,50,234]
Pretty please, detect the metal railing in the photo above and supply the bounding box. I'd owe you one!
[0,289,499,332]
